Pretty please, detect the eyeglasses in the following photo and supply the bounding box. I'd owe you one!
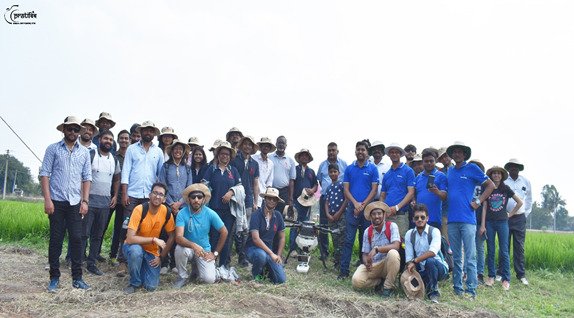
[188,194,204,200]
[151,191,165,198]
[414,215,426,221]
[218,152,231,157]
[65,126,80,133]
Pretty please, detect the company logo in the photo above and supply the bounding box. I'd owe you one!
[5,5,37,24]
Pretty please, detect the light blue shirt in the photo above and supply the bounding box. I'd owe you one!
[158,161,193,205]
[39,139,92,205]
[176,205,224,252]
[270,152,296,189]
[405,225,448,271]
[121,141,164,199]
[317,158,348,195]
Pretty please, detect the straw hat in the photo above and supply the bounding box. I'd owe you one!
[364,201,391,221]
[369,140,385,155]
[165,139,191,156]
[400,270,425,300]
[225,127,243,141]
[486,166,508,182]
[283,205,298,221]
[187,136,203,148]
[504,158,524,172]
[384,143,406,156]
[238,135,259,155]
[215,141,237,158]
[56,116,82,132]
[136,120,161,136]
[446,141,471,161]
[95,112,116,128]
[182,183,212,205]
[294,149,314,163]
[80,118,97,131]
[257,137,277,152]
[297,189,318,207]
[468,159,485,172]
[159,126,178,139]
[259,187,285,203]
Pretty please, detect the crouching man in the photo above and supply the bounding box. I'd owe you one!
[245,188,287,284]
[352,201,401,298]
[173,184,228,288]
[123,183,175,294]
[405,204,449,303]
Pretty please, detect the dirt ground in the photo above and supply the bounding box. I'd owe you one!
[0,246,498,317]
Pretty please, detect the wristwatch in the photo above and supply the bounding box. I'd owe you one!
[81,199,89,205]
[213,251,219,258]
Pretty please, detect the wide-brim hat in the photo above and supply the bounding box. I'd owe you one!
[384,143,406,157]
[187,136,203,148]
[283,205,298,221]
[56,116,82,132]
[165,139,191,156]
[225,127,243,141]
[412,153,423,162]
[238,135,259,155]
[486,165,508,182]
[160,126,178,139]
[364,201,390,221]
[136,120,161,136]
[468,159,485,172]
[259,187,285,203]
[297,189,318,207]
[400,270,425,300]
[81,118,97,131]
[257,137,277,152]
[504,158,524,171]
[369,140,385,155]
[294,149,314,163]
[446,141,472,161]
[95,112,116,128]
[182,183,212,205]
[215,141,237,158]
[437,147,448,159]
[209,139,223,152]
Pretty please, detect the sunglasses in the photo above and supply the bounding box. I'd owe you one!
[189,194,204,200]
[65,126,81,133]
[414,215,426,221]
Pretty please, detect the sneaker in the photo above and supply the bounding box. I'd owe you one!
[96,255,106,263]
[116,262,127,277]
[171,267,179,274]
[124,285,137,294]
[477,274,485,285]
[160,266,169,275]
[336,274,349,281]
[502,280,510,291]
[108,258,119,267]
[47,278,59,293]
[87,265,103,276]
[485,277,494,287]
[429,294,440,304]
[44,263,50,271]
[495,275,502,282]
[72,279,91,290]
[173,278,187,289]
[380,288,393,298]
[520,277,529,285]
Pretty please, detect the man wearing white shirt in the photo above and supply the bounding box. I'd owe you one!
[369,141,391,201]
[253,137,276,208]
[503,158,532,285]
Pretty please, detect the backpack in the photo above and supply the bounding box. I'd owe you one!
[409,225,453,272]
[367,222,406,271]
[90,148,119,168]
[138,202,173,238]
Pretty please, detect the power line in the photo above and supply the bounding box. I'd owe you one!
[0,115,43,163]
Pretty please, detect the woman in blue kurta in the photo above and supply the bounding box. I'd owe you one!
[191,147,209,184]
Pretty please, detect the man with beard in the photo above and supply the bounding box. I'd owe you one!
[253,137,276,209]
[118,121,164,276]
[40,116,92,292]
[414,149,447,229]
[225,127,244,150]
[83,130,120,276]
[92,112,117,153]
[270,136,296,213]
[79,118,97,150]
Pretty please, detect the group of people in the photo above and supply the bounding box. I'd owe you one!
[40,113,532,304]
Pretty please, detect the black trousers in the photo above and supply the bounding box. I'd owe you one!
[49,200,83,280]
[508,213,527,279]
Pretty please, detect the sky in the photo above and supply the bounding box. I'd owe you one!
[1,1,573,213]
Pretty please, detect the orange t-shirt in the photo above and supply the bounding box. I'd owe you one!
[126,204,175,257]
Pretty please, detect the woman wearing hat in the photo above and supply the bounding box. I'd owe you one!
[202,141,242,268]
[159,127,178,162]
[479,166,523,290]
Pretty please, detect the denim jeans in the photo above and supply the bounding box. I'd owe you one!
[475,224,486,276]
[123,243,160,291]
[246,246,286,284]
[448,222,477,296]
[289,200,311,251]
[486,219,510,282]
[209,208,235,267]
[340,204,368,276]
[49,200,83,280]
[418,257,449,297]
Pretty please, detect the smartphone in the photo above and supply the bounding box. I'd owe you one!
[426,175,435,189]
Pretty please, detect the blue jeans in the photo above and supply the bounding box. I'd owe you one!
[486,219,510,282]
[340,204,368,276]
[448,222,477,296]
[475,224,486,276]
[289,201,310,251]
[123,243,160,291]
[246,246,286,284]
[418,257,449,297]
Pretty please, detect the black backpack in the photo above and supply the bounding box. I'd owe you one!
[409,225,454,272]
[138,202,173,236]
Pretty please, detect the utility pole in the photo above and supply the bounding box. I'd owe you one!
[2,150,9,199]
[13,170,18,193]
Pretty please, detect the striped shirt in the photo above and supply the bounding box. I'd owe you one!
[39,139,92,205]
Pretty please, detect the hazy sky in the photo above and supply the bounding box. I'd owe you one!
[1,1,573,213]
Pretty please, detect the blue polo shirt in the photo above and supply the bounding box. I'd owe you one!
[447,162,488,224]
[381,163,416,211]
[203,165,241,211]
[415,168,447,225]
[176,204,224,252]
[245,208,285,250]
[343,161,379,202]
[231,152,260,207]
[293,165,318,201]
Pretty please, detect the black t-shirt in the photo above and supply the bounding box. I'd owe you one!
[484,183,515,221]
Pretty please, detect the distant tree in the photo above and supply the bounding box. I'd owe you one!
[0,154,40,196]
[541,185,567,232]
[528,202,552,230]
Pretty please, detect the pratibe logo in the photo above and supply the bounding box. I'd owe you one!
[5,5,37,24]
